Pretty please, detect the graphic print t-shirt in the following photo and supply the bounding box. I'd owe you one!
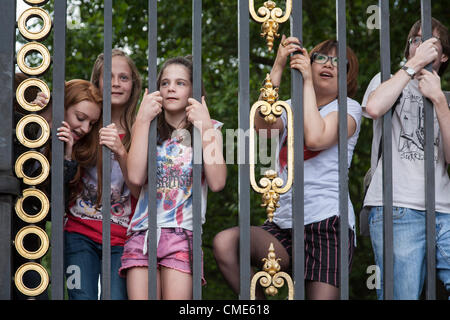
[362,73,450,213]
[128,120,223,234]
[65,135,136,246]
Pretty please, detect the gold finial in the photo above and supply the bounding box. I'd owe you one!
[249,0,292,51]
[250,243,294,299]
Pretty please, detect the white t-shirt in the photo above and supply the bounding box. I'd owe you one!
[362,73,450,213]
[273,98,362,230]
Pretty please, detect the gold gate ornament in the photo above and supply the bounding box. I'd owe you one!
[18,7,52,41]
[16,78,50,112]
[14,225,49,260]
[250,74,293,222]
[249,0,292,51]
[15,188,49,224]
[250,243,294,299]
[14,262,49,297]
[15,151,50,186]
[16,114,50,149]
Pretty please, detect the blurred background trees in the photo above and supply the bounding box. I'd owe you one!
[20,0,449,299]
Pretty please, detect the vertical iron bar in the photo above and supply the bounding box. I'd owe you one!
[420,0,436,300]
[101,0,113,300]
[238,0,250,300]
[192,0,202,300]
[290,0,304,301]
[336,0,349,300]
[51,0,67,300]
[0,0,16,301]
[379,0,394,300]
[147,0,158,300]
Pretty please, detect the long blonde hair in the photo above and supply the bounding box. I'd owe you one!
[89,49,142,207]
[90,48,142,151]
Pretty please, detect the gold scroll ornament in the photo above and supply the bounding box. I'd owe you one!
[250,74,293,222]
[249,0,292,51]
[250,243,294,300]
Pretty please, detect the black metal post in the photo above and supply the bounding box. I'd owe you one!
[290,0,305,301]
[0,0,17,301]
[51,0,67,300]
[238,0,251,300]
[101,0,113,300]
[336,0,349,300]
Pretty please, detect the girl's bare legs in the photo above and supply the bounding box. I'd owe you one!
[306,281,339,300]
[160,266,193,300]
[213,226,290,299]
[126,267,161,300]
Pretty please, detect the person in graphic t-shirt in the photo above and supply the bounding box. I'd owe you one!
[213,37,361,300]
[64,49,142,300]
[120,56,226,300]
[362,18,450,300]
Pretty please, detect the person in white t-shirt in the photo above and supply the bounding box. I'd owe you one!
[362,18,450,300]
[213,37,361,299]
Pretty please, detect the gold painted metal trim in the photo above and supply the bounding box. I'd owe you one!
[16,114,50,149]
[15,188,49,224]
[250,243,294,299]
[14,151,50,186]
[18,7,52,41]
[14,226,49,260]
[16,42,51,76]
[250,74,293,221]
[249,0,292,50]
[14,262,49,297]
[16,78,50,112]
[24,0,49,5]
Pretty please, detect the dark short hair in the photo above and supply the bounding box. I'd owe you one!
[404,18,449,76]
[309,40,359,98]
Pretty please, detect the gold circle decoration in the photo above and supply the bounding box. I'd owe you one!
[16,114,50,149]
[17,42,51,76]
[15,188,49,224]
[14,151,50,186]
[14,226,49,260]
[17,7,52,41]
[14,262,49,297]
[23,0,50,5]
[16,78,50,112]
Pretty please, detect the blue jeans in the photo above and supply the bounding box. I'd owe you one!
[64,232,128,300]
[368,206,450,300]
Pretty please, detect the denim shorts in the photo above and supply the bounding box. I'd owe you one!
[119,228,205,285]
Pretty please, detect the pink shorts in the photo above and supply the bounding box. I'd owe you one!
[119,228,205,284]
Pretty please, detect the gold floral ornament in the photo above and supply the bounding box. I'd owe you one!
[250,74,293,222]
[249,0,292,51]
[250,243,294,299]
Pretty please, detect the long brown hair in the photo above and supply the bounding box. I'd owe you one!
[89,49,142,206]
[156,55,206,144]
[65,80,103,205]
[309,40,359,98]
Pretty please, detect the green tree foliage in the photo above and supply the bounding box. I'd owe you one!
[28,0,449,300]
